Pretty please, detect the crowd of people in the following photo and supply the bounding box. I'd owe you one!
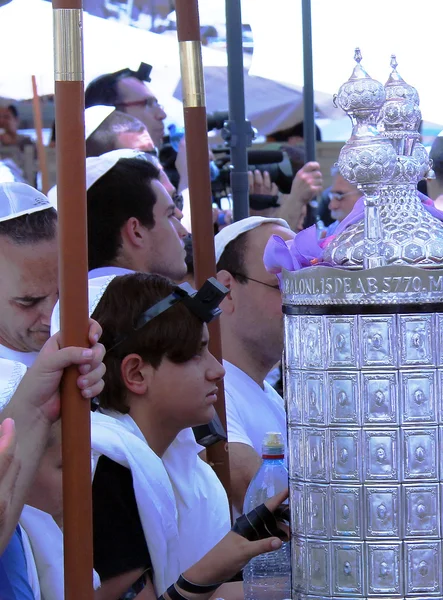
[0,61,440,599]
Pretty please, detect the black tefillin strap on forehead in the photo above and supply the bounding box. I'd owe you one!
[135,278,227,329]
[106,277,228,354]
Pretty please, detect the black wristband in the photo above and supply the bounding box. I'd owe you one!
[232,502,289,542]
[165,583,189,600]
[177,574,222,594]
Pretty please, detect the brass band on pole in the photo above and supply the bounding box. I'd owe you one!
[179,40,205,108]
[53,8,84,81]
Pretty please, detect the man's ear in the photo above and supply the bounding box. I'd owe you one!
[216,270,236,315]
[120,217,146,249]
[121,354,150,395]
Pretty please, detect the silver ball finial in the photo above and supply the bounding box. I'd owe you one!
[354,47,362,63]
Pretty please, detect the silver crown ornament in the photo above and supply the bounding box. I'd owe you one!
[283,50,443,600]
[323,52,443,269]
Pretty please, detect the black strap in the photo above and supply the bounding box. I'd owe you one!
[232,503,289,541]
[249,193,280,210]
[165,583,189,600]
[177,574,222,594]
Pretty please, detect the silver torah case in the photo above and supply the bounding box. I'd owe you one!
[284,51,443,600]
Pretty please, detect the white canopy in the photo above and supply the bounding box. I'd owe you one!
[246,0,443,127]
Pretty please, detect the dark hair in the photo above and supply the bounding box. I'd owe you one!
[0,208,57,244]
[7,105,18,119]
[216,229,249,284]
[183,234,194,276]
[269,121,322,143]
[85,72,122,108]
[87,157,160,270]
[430,137,443,183]
[92,272,204,413]
[86,111,145,157]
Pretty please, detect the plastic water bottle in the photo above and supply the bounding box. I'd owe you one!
[243,432,291,600]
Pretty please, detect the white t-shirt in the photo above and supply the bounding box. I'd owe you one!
[224,360,287,456]
[0,344,37,367]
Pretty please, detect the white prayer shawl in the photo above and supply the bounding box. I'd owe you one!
[91,411,231,595]
[0,357,27,410]
[19,505,101,600]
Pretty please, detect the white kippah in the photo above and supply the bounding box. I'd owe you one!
[0,182,52,222]
[51,274,116,336]
[85,105,115,140]
[47,149,146,208]
[214,216,290,264]
[86,149,146,190]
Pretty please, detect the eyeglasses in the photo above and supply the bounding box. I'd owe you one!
[328,190,358,202]
[116,98,164,111]
[231,273,280,290]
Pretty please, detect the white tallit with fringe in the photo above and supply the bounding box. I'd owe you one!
[91,410,230,595]
[19,505,101,600]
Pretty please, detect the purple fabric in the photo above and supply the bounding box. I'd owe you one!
[264,192,443,275]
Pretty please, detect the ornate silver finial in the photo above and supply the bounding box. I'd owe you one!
[354,47,362,63]
[324,52,443,270]
[384,55,419,105]
[326,52,397,269]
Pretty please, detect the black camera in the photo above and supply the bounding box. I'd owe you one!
[212,147,295,208]
[247,149,294,195]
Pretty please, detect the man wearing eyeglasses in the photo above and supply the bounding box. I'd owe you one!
[326,170,361,235]
[85,65,167,149]
[214,216,295,516]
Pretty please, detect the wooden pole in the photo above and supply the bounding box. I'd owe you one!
[52,1,93,597]
[175,0,232,508]
[31,76,50,194]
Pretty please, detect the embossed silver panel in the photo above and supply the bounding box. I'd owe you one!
[307,541,331,596]
[404,484,440,538]
[365,486,400,538]
[306,428,329,482]
[303,372,327,425]
[329,372,361,425]
[399,315,435,367]
[288,426,303,480]
[400,371,437,424]
[307,484,329,538]
[405,541,442,594]
[364,430,399,481]
[331,429,361,482]
[362,372,398,424]
[284,314,300,370]
[327,317,358,369]
[332,542,364,596]
[402,428,438,480]
[290,481,305,536]
[301,316,325,369]
[367,543,402,596]
[286,370,302,425]
[360,315,397,367]
[331,486,362,538]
